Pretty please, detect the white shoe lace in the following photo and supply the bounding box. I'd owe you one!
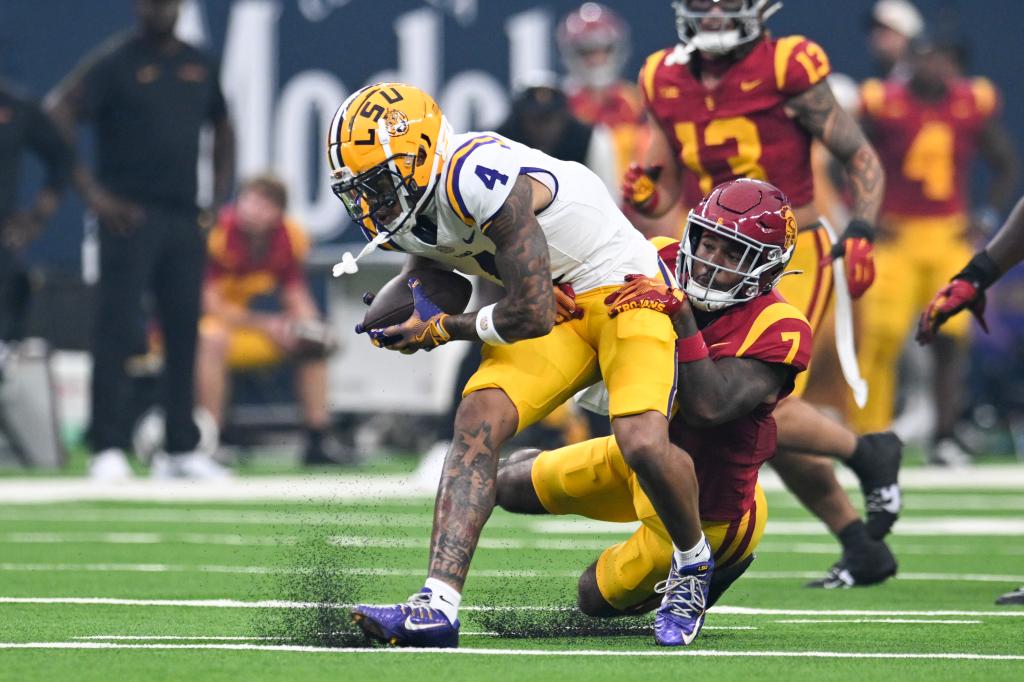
[653,574,706,619]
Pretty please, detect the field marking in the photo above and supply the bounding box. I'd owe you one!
[4,506,1023,538]
[0,532,1019,559]
[0,532,295,546]
[0,562,1021,585]
[774,619,982,625]
[3,466,1024,503]
[73,626,758,642]
[0,533,1013,559]
[4,597,1024,619]
[1,641,1022,660]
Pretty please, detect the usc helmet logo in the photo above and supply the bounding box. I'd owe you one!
[782,205,798,250]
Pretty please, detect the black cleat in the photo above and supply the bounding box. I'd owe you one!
[303,431,360,467]
[805,539,897,589]
[849,432,903,540]
[996,586,1024,605]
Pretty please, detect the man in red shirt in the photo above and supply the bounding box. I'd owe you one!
[198,175,349,466]
[498,179,816,634]
[620,0,898,587]
[855,38,1018,464]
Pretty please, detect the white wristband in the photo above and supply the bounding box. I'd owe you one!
[475,304,510,345]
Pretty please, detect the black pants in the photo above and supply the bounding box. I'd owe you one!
[87,206,204,454]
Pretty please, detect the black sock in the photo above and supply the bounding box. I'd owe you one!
[846,436,882,480]
[837,519,872,552]
[304,425,326,445]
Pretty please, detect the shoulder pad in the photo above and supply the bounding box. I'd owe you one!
[773,35,832,95]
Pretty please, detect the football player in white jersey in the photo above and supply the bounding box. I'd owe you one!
[327,83,714,648]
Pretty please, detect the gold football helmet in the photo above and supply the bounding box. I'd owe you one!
[327,83,451,245]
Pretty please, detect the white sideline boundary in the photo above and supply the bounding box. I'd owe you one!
[0,641,1022,660]
[3,465,1024,503]
[3,597,1024,618]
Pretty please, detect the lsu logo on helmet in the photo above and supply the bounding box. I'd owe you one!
[382,109,410,137]
[326,83,452,243]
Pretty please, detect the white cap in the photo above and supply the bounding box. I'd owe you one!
[872,0,924,39]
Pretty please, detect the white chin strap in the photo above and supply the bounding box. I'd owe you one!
[692,29,742,55]
[332,116,453,277]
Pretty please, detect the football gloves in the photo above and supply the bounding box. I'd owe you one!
[359,277,452,353]
[823,220,875,300]
[554,283,584,324]
[621,164,663,214]
[916,251,999,344]
[604,274,684,318]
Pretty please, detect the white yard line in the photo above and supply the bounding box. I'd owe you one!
[2,465,1024,503]
[0,641,1022,660]
[4,597,1024,619]
[0,531,1015,558]
[774,619,982,625]
[73,626,757,641]
[0,563,1021,584]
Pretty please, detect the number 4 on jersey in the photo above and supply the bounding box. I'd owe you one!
[475,164,510,190]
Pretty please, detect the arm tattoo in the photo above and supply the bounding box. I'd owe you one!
[788,81,884,225]
[427,422,499,589]
[445,175,555,342]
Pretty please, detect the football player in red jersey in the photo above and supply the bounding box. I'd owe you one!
[623,0,900,588]
[558,2,684,239]
[854,38,1019,465]
[498,179,817,626]
[917,194,1024,605]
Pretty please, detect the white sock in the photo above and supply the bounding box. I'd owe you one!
[424,577,461,623]
[672,534,711,566]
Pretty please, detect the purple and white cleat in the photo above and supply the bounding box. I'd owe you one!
[653,554,715,646]
[351,588,460,648]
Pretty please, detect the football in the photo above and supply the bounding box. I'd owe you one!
[361,268,474,330]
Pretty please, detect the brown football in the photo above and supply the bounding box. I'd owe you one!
[361,268,474,330]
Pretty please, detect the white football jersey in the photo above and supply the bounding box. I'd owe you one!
[386,132,663,293]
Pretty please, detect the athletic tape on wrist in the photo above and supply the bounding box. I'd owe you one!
[677,332,709,362]
[475,304,510,346]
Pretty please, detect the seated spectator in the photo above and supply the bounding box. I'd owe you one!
[196,175,352,466]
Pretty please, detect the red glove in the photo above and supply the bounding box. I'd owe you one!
[916,279,988,345]
[604,274,684,318]
[821,220,875,299]
[621,164,662,215]
[553,283,584,324]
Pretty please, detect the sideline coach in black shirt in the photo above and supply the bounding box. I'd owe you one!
[47,0,235,480]
[0,79,71,341]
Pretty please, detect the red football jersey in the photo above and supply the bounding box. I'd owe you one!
[861,76,1000,218]
[639,35,831,209]
[659,240,813,521]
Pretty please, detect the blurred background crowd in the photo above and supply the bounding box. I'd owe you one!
[2,0,1024,478]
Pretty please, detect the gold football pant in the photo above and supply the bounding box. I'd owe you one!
[852,214,972,433]
[531,435,766,611]
[463,284,677,430]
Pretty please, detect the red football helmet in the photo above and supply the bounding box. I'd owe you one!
[678,178,797,311]
[557,3,630,89]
